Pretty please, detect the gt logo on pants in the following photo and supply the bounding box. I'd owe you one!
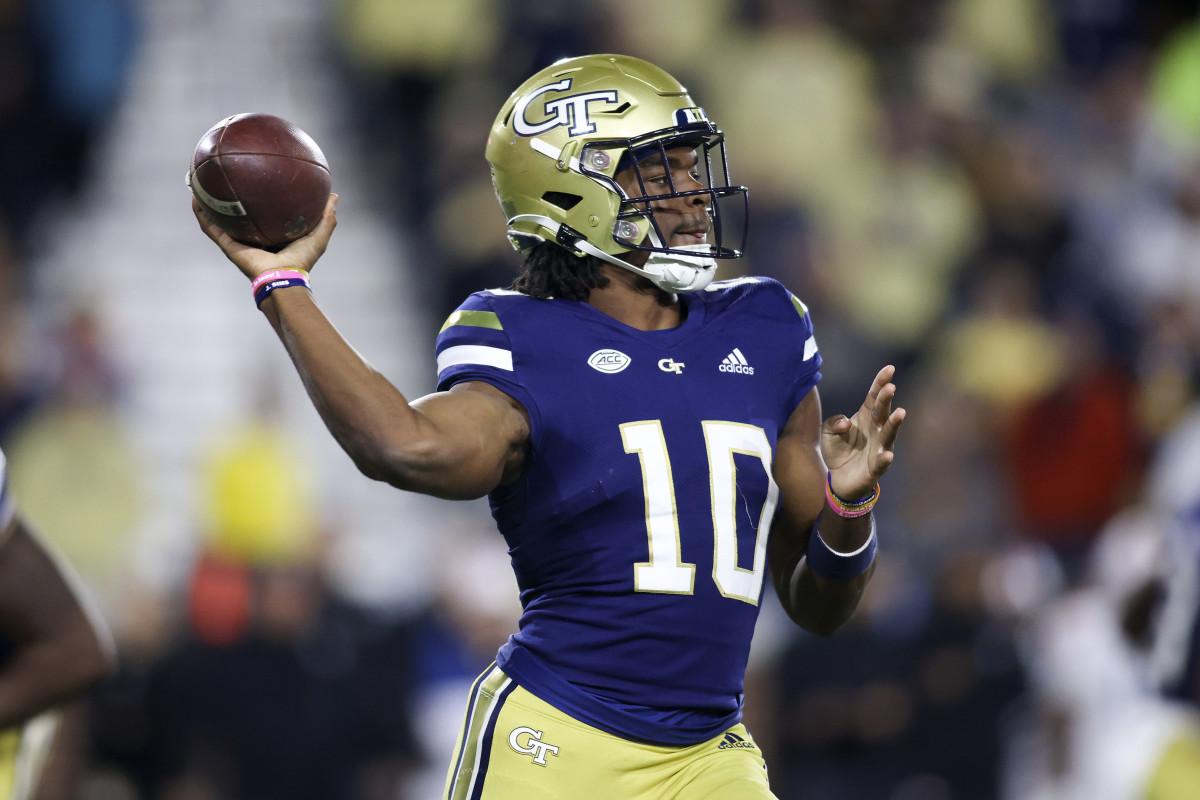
[509,727,560,766]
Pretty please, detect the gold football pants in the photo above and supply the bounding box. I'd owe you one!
[443,664,777,800]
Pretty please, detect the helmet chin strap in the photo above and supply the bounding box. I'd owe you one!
[575,240,718,293]
[506,213,719,293]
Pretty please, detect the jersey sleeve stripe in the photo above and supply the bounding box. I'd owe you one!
[0,453,12,531]
[437,344,514,374]
[803,335,818,361]
[790,294,809,318]
[0,485,11,531]
[439,310,503,334]
[436,327,510,355]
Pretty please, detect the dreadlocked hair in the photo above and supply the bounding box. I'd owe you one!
[509,241,609,301]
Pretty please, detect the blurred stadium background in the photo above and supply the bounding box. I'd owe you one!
[4,0,1200,797]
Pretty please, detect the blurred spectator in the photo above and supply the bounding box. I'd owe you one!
[27,0,139,197]
[935,259,1069,414]
[3,308,141,610]
[1142,404,1200,707]
[1115,153,1200,326]
[138,558,416,800]
[705,1,880,217]
[0,305,44,449]
[814,92,981,359]
[428,173,522,322]
[886,365,1007,562]
[1001,310,1146,571]
[955,123,1080,317]
[88,418,417,800]
[771,550,1024,800]
[332,0,502,224]
[605,0,738,80]
[0,0,138,256]
[935,0,1055,88]
[1150,15,1200,147]
[400,524,520,798]
[1002,509,1200,800]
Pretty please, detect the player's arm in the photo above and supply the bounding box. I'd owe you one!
[28,702,89,800]
[0,516,116,729]
[265,289,528,499]
[193,196,530,500]
[768,367,905,636]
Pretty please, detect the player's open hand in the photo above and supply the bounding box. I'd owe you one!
[193,193,338,281]
[821,365,905,500]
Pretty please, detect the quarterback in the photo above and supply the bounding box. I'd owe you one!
[194,55,904,799]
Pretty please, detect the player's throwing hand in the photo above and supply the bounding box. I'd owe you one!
[192,193,338,282]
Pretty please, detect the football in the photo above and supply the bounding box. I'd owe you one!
[188,113,331,250]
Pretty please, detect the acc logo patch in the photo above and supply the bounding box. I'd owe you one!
[588,349,631,374]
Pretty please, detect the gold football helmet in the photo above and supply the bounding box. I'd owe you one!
[485,54,748,292]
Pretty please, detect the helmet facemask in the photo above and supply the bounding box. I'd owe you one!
[572,126,747,292]
[589,130,747,261]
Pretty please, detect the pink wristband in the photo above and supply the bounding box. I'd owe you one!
[251,269,309,296]
[825,473,880,518]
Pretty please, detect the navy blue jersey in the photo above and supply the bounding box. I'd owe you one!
[434,277,821,745]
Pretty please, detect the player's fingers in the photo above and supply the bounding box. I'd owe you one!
[313,193,338,238]
[871,449,895,479]
[279,194,337,269]
[822,414,851,436]
[872,383,896,426]
[879,407,906,450]
[193,198,279,281]
[193,202,236,248]
[192,198,221,241]
[863,365,896,409]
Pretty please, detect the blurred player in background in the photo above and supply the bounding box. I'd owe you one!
[194,54,904,799]
[0,448,115,799]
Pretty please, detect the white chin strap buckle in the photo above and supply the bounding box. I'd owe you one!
[642,245,718,292]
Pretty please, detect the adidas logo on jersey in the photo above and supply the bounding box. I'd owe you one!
[719,348,754,375]
[718,732,756,750]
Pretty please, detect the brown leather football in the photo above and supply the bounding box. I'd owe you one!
[189,113,331,250]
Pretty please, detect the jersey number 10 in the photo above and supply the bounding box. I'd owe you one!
[621,420,778,605]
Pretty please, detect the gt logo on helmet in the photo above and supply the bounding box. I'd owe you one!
[513,78,620,137]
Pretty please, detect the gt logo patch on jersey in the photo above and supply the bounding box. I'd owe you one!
[508,727,560,766]
[588,349,631,374]
[513,78,621,137]
[658,358,685,374]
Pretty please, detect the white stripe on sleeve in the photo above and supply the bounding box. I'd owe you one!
[0,451,12,530]
[802,335,818,361]
[437,344,514,374]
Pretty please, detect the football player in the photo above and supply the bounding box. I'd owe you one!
[194,54,905,799]
[0,448,114,799]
